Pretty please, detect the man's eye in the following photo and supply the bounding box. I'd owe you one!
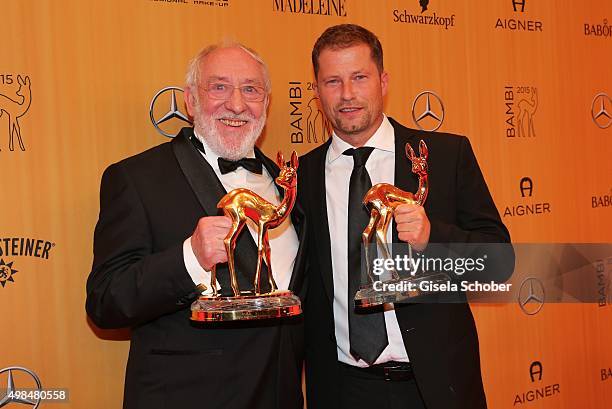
[242,86,256,94]
[212,83,228,91]
[326,79,339,86]
[354,75,367,81]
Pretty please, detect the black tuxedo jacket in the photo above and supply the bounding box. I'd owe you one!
[299,118,512,409]
[86,128,307,409]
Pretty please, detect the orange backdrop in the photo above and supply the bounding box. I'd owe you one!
[1,0,611,407]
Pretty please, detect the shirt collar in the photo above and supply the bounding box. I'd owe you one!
[327,114,395,164]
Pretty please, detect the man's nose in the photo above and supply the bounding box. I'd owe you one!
[340,82,355,101]
[224,87,247,113]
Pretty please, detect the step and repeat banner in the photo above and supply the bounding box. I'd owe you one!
[1,0,611,407]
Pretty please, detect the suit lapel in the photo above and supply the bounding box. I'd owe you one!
[172,127,258,295]
[310,139,335,303]
[257,149,307,293]
[390,118,420,243]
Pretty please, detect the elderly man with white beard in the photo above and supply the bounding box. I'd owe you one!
[86,43,307,409]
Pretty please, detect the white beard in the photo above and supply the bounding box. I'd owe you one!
[193,108,265,160]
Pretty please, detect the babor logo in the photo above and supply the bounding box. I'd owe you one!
[0,75,31,152]
[529,361,543,382]
[149,87,192,138]
[518,277,545,315]
[0,367,43,408]
[591,92,611,129]
[411,91,445,132]
[520,177,533,197]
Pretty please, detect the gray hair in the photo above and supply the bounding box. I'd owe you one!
[185,41,272,93]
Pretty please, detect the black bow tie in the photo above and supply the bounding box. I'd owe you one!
[218,157,263,175]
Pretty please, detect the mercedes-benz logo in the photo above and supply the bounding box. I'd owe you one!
[411,91,445,132]
[591,92,611,129]
[149,87,192,138]
[0,367,42,408]
[518,277,545,315]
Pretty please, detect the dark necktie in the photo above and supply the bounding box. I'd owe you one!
[218,157,263,175]
[344,147,388,365]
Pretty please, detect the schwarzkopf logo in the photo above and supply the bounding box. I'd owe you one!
[287,81,331,144]
[504,86,538,138]
[272,0,347,17]
[591,92,611,129]
[495,0,542,32]
[149,87,192,138]
[0,74,32,152]
[411,91,445,132]
[393,1,456,30]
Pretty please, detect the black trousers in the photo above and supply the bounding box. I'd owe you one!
[338,362,427,409]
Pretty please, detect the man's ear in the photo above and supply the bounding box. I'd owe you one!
[380,71,389,98]
[313,80,319,98]
[184,87,196,117]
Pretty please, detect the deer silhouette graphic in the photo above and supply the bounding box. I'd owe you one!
[306,97,331,143]
[517,89,537,138]
[0,75,32,151]
[362,140,429,281]
[213,151,298,297]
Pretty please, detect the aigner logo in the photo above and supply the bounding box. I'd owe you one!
[517,277,545,315]
[591,92,611,129]
[287,81,331,144]
[0,74,32,152]
[0,366,43,408]
[514,360,560,405]
[504,177,551,217]
[495,0,543,32]
[149,87,192,138]
[411,91,445,132]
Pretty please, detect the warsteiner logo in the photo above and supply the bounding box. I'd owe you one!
[0,74,32,151]
[0,259,18,288]
[0,237,55,289]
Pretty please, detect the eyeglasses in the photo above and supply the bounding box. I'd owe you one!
[201,82,267,102]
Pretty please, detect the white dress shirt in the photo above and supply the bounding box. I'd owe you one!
[326,115,410,367]
[183,131,299,293]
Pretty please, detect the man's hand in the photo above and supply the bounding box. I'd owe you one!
[394,204,430,252]
[190,216,232,270]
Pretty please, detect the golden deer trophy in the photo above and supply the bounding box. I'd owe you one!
[191,151,302,321]
[362,140,428,283]
[355,140,448,308]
